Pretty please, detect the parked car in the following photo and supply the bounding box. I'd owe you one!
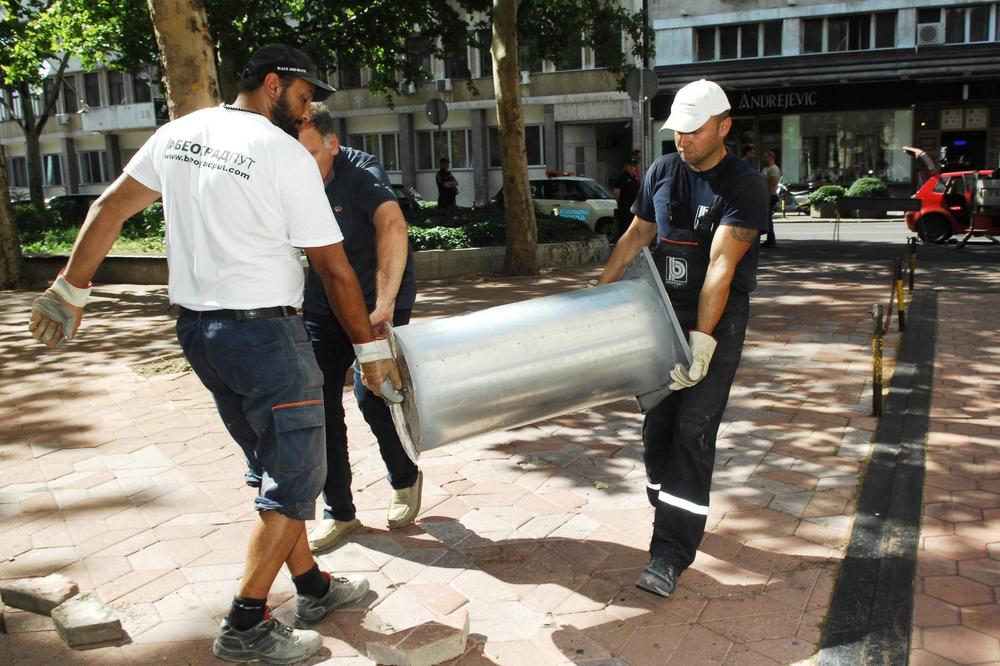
[391,183,423,211]
[901,147,1000,243]
[45,193,99,226]
[494,176,618,238]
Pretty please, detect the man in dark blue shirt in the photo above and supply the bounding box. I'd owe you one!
[597,79,768,598]
[298,103,421,552]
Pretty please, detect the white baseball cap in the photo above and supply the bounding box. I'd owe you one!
[661,79,731,133]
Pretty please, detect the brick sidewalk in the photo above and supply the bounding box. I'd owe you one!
[0,245,993,665]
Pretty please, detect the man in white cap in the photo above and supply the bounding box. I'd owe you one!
[597,79,768,597]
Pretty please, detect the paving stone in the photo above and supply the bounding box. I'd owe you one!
[366,610,469,666]
[0,573,78,615]
[51,592,124,646]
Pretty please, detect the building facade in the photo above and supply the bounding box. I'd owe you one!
[1,60,167,199]
[650,0,1000,191]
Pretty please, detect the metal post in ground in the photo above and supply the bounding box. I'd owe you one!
[895,256,906,332]
[908,237,916,291]
[872,303,884,417]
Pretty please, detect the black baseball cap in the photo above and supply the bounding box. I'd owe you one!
[243,44,335,101]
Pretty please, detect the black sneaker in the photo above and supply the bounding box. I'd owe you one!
[636,559,680,597]
[213,615,322,664]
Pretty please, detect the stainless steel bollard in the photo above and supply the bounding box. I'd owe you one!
[386,248,691,462]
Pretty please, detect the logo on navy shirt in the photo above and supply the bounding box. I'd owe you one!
[665,257,688,287]
[693,204,710,230]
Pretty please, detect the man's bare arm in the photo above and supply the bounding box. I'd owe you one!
[695,225,756,334]
[370,199,409,330]
[596,216,657,284]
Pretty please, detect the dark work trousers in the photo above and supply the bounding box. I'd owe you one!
[303,308,420,522]
[766,194,778,241]
[643,291,750,571]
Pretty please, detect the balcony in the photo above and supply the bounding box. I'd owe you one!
[80,99,168,133]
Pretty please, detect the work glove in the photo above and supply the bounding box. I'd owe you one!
[354,338,404,401]
[29,275,91,347]
[668,331,717,391]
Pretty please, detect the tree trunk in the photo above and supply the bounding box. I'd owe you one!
[492,0,538,276]
[0,145,23,289]
[147,0,221,119]
[18,82,45,209]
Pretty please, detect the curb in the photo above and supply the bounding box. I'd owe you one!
[817,290,936,664]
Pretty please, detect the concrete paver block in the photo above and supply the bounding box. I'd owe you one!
[367,610,469,666]
[0,574,79,615]
[51,592,124,647]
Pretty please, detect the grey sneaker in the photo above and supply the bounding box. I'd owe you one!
[212,615,322,664]
[294,573,369,628]
[636,558,680,598]
[387,470,423,529]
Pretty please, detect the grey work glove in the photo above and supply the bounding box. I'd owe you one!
[29,275,91,347]
[668,331,717,391]
[354,338,403,399]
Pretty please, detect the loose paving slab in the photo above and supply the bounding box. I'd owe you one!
[51,592,124,646]
[0,574,78,616]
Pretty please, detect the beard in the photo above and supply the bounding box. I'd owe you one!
[270,89,299,138]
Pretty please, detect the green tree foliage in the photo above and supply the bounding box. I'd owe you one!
[0,0,155,207]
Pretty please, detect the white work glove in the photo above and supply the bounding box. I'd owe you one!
[354,338,403,401]
[669,331,717,391]
[29,275,91,347]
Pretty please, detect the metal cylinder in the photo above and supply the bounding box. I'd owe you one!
[387,249,689,461]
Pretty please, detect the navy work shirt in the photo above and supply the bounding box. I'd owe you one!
[632,152,768,293]
[303,146,416,316]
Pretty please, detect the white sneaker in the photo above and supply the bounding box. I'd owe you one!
[307,517,360,552]
[213,615,322,664]
[387,470,423,529]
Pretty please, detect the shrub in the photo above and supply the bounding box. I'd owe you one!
[846,177,888,198]
[121,202,164,239]
[13,203,62,241]
[807,185,847,205]
[404,203,596,250]
[407,226,470,251]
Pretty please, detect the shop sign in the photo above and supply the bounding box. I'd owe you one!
[736,90,819,113]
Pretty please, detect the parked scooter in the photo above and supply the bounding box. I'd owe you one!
[776,179,810,216]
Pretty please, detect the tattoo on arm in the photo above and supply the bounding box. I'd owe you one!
[729,226,759,243]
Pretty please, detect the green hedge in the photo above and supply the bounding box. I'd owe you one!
[807,185,847,205]
[845,177,888,198]
[18,200,595,254]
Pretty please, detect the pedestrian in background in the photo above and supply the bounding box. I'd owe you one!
[761,149,780,247]
[436,157,459,208]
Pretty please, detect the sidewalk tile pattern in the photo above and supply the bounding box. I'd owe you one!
[0,257,911,664]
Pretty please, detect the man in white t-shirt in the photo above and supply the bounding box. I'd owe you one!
[28,44,398,664]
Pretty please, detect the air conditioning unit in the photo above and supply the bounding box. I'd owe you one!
[519,70,531,85]
[436,78,453,92]
[917,23,945,46]
[402,82,417,95]
[56,113,70,125]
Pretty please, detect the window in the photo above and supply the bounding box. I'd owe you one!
[42,78,57,113]
[406,36,433,75]
[78,150,108,184]
[488,125,544,167]
[83,72,101,107]
[62,77,78,113]
[42,154,62,186]
[416,129,471,170]
[697,21,783,61]
[108,71,126,105]
[7,156,28,188]
[444,42,470,79]
[919,6,990,44]
[803,12,897,53]
[358,133,400,171]
[132,72,151,103]
[11,89,23,119]
[519,45,543,73]
[338,64,362,89]
[476,29,493,77]
[594,21,623,68]
[555,45,583,71]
